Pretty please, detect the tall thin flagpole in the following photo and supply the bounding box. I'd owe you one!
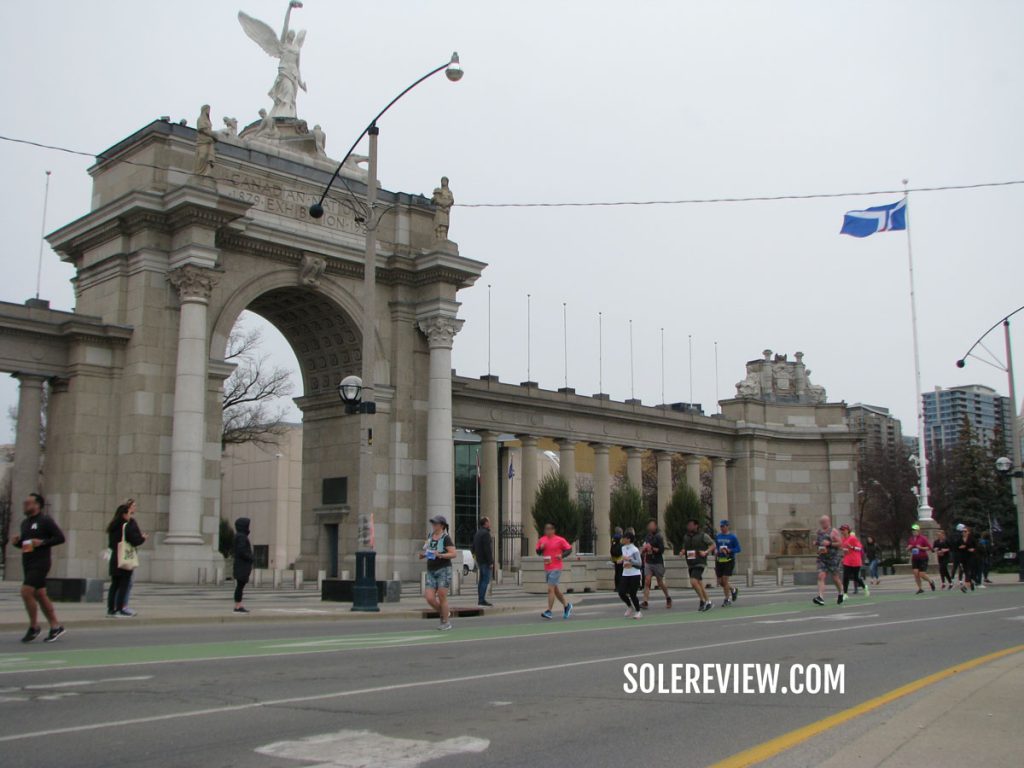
[562,302,568,389]
[660,327,666,405]
[527,293,532,382]
[598,311,604,394]
[487,284,492,378]
[629,319,635,401]
[688,334,694,405]
[714,340,720,412]
[903,179,933,520]
[36,171,52,300]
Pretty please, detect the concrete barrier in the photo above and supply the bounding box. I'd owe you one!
[272,569,282,589]
[293,569,303,589]
[316,570,326,590]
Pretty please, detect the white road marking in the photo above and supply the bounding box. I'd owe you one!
[262,636,435,650]
[490,701,513,706]
[261,608,331,615]
[755,613,880,624]
[24,675,153,690]
[1005,616,1024,622]
[36,693,79,702]
[255,729,489,767]
[0,604,1018,744]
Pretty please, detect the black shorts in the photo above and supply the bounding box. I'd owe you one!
[715,560,735,577]
[687,565,705,580]
[911,557,928,572]
[23,566,49,590]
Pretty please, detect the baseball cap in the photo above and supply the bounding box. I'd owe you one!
[429,515,448,526]
[955,523,966,531]
[719,520,729,526]
[839,524,850,531]
[911,524,920,530]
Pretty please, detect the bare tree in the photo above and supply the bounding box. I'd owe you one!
[221,326,295,448]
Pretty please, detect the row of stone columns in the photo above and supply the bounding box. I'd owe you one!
[475,434,730,559]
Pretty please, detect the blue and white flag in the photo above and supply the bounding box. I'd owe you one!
[840,198,907,238]
[508,460,515,480]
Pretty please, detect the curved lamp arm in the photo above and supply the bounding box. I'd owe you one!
[310,52,462,219]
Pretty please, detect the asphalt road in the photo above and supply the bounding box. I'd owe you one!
[0,584,1021,768]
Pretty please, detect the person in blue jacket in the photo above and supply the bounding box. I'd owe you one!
[714,520,742,607]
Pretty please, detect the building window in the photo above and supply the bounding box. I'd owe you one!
[253,545,269,570]
[453,443,481,549]
[322,477,348,506]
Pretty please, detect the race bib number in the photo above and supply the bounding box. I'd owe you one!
[911,548,919,555]
[686,550,696,560]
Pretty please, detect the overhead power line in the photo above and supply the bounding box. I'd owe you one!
[3,132,1023,210]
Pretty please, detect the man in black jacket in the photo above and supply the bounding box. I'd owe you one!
[233,518,254,613]
[471,517,495,606]
[9,493,65,643]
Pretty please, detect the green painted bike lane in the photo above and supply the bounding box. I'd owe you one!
[0,594,922,674]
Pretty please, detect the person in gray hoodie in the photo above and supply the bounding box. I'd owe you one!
[233,518,254,614]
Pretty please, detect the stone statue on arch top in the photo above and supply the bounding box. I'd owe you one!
[192,104,215,176]
[238,1,307,119]
[431,176,454,242]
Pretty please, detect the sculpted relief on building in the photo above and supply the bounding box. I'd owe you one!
[735,350,827,404]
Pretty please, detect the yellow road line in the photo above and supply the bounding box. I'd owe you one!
[708,643,1024,768]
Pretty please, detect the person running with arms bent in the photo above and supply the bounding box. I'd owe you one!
[536,523,574,620]
[10,494,66,643]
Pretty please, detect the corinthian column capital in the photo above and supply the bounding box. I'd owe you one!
[417,315,463,349]
[168,264,218,302]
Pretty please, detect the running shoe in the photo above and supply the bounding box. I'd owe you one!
[438,622,453,631]
[233,606,250,614]
[722,599,732,607]
[731,587,739,602]
[837,594,846,605]
[960,585,968,593]
[929,581,936,591]
[20,627,41,643]
[813,596,825,606]
[118,608,137,617]
[970,582,975,591]
[624,608,634,618]
[695,601,704,612]
[43,626,66,643]
[863,586,870,597]
[916,589,924,594]
[665,597,672,609]
[105,612,117,618]
[633,610,643,620]
[701,601,713,613]
[984,579,994,585]
[563,603,574,619]
[640,601,649,609]
[541,610,553,620]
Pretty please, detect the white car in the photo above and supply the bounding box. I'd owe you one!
[457,549,476,575]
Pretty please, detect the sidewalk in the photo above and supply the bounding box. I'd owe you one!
[0,579,555,630]
[812,647,1024,768]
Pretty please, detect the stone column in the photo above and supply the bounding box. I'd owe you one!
[418,316,463,530]
[11,373,45,509]
[520,435,540,550]
[626,447,644,490]
[656,451,674,529]
[557,439,577,501]
[712,457,729,524]
[166,266,217,545]
[480,431,499,525]
[685,454,702,494]
[592,444,611,558]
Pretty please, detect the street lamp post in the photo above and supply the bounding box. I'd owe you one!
[312,53,463,611]
[956,305,1024,581]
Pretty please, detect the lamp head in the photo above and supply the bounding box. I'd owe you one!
[309,202,325,219]
[338,375,363,404]
[955,359,966,368]
[995,456,1013,474]
[445,51,463,82]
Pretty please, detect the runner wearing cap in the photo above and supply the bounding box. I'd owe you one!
[951,523,967,589]
[933,529,953,589]
[839,524,868,597]
[419,515,457,630]
[714,520,741,607]
[535,522,574,620]
[907,523,936,594]
[679,519,716,613]
[956,524,979,592]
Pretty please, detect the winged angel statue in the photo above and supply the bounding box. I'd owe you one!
[238,1,307,119]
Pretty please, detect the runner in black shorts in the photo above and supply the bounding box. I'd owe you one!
[9,494,66,643]
[714,520,742,607]
[679,519,716,612]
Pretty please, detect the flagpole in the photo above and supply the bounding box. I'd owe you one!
[904,179,933,521]
[526,293,532,382]
[660,327,666,405]
[598,311,604,395]
[688,334,694,405]
[629,319,635,401]
[487,284,492,378]
[36,170,52,300]
[562,301,568,389]
[714,340,720,413]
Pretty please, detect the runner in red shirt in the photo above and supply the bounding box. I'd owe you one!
[907,523,936,594]
[535,523,574,620]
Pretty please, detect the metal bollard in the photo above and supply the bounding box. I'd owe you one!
[215,567,224,586]
[420,572,427,592]
[393,571,400,582]
[776,567,784,587]
[273,569,282,589]
[197,568,204,585]
[746,567,754,588]
[452,569,461,596]
[341,570,351,581]
[517,570,523,586]
[254,568,263,587]
[317,569,326,590]
[294,569,303,589]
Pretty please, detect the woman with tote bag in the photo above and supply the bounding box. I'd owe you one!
[106,500,147,617]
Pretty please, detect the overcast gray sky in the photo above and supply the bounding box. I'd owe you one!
[3,0,1023,440]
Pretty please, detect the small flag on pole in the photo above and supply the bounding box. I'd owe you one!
[508,460,515,480]
[840,198,907,238]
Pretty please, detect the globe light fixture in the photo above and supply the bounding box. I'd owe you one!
[445,52,463,82]
[338,375,363,405]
